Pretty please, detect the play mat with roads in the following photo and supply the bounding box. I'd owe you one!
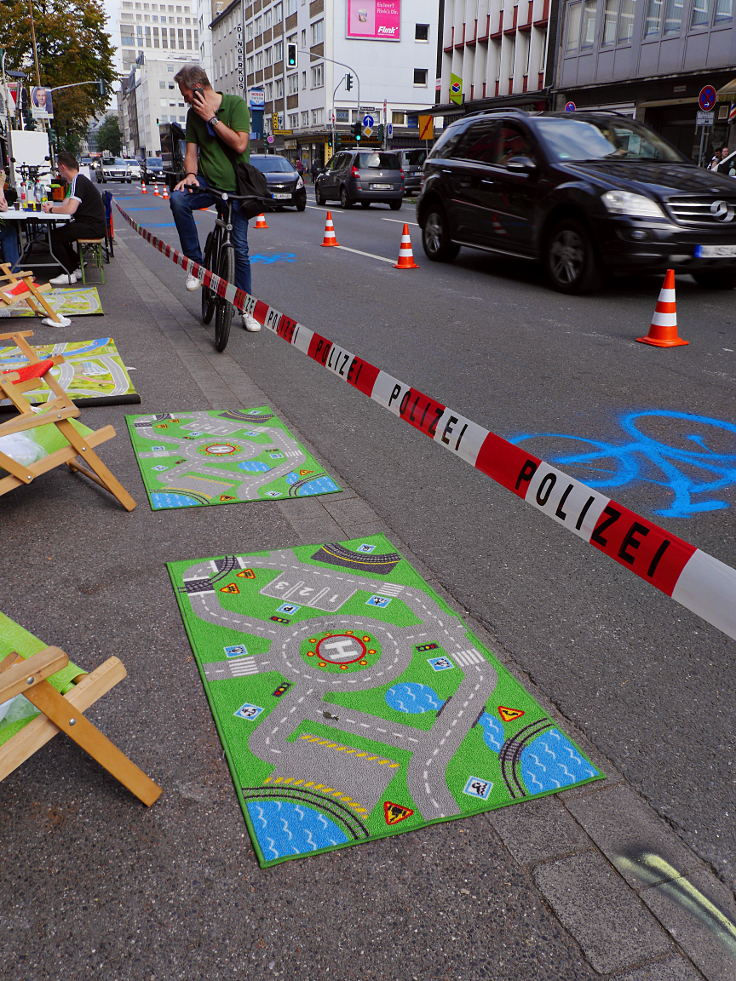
[168,534,602,867]
[126,406,340,509]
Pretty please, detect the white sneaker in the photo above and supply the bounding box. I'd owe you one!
[241,312,261,332]
[49,271,79,286]
[185,274,200,291]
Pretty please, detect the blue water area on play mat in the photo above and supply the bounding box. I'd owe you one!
[150,492,199,508]
[296,475,339,495]
[246,800,348,860]
[478,712,505,752]
[238,460,270,472]
[385,682,443,714]
[521,729,598,793]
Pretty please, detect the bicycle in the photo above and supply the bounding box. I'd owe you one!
[197,186,262,353]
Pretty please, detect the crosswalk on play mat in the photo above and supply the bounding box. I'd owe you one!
[0,285,103,318]
[127,407,340,510]
[168,534,602,867]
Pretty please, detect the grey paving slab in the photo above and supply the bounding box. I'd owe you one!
[533,852,674,974]
[487,794,593,866]
[566,785,705,890]
[610,957,706,981]
[639,869,736,981]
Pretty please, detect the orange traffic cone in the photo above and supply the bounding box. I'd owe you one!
[141,182,147,194]
[320,211,340,247]
[153,184,160,196]
[393,223,420,269]
[253,213,269,229]
[162,185,169,199]
[636,269,688,347]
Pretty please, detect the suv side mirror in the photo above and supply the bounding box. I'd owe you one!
[506,155,536,173]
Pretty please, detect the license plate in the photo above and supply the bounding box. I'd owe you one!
[273,193,291,200]
[371,183,391,190]
[694,244,736,258]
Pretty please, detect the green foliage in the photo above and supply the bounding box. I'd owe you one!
[96,114,121,156]
[0,0,116,148]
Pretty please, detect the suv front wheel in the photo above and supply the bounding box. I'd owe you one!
[545,219,600,294]
[422,206,459,262]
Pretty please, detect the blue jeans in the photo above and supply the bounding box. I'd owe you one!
[0,222,20,269]
[169,177,251,295]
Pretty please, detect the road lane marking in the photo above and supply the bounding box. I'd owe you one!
[335,244,395,264]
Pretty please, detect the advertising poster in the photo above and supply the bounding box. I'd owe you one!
[450,73,463,105]
[31,86,53,120]
[347,0,401,41]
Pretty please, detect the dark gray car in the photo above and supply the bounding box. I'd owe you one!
[314,150,404,209]
[397,149,427,196]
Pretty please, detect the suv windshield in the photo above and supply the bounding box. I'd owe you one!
[536,117,684,163]
[251,156,294,173]
[356,152,400,169]
[146,157,162,166]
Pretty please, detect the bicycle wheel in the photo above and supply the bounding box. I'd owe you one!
[214,243,234,352]
[201,231,216,325]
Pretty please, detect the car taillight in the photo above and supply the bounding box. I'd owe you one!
[351,166,360,178]
[400,169,405,179]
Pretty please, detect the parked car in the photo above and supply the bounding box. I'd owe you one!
[397,148,427,196]
[417,108,736,292]
[124,158,142,181]
[97,157,132,183]
[314,149,404,209]
[142,156,164,183]
[249,154,306,211]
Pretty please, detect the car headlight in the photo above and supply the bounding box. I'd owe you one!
[295,175,304,189]
[601,190,665,219]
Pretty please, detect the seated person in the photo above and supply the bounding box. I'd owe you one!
[0,181,21,270]
[41,151,106,285]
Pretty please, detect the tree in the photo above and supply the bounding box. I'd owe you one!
[0,0,116,151]
[96,114,121,156]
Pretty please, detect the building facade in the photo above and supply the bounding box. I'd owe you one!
[556,0,736,157]
[119,52,197,156]
[209,0,441,166]
[436,0,556,118]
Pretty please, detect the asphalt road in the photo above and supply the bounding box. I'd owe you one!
[115,182,736,891]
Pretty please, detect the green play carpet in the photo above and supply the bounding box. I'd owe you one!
[0,285,103,318]
[127,407,340,510]
[168,534,603,867]
[0,337,139,408]
[0,612,82,743]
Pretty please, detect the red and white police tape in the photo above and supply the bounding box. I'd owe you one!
[116,202,736,643]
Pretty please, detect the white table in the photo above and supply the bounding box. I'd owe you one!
[0,210,73,273]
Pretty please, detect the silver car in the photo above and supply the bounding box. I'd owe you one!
[97,157,132,183]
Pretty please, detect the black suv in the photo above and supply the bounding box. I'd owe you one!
[417,109,736,293]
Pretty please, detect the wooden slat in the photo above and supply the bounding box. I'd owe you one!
[0,647,69,702]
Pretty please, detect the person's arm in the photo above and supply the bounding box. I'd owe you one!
[42,194,79,216]
[191,88,249,155]
[174,143,201,191]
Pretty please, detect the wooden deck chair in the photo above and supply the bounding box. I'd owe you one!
[0,329,136,510]
[0,612,161,806]
[0,262,70,327]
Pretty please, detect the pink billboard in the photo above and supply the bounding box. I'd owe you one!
[347,0,401,41]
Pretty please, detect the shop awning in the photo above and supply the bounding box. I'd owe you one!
[717,77,736,100]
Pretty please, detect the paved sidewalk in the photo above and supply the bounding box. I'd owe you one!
[0,227,733,981]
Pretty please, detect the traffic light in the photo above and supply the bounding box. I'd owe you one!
[345,73,353,91]
[98,79,107,96]
[286,43,297,68]
[352,121,362,142]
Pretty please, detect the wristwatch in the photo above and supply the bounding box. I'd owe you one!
[209,115,220,127]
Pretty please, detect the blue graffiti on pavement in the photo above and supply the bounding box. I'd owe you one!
[509,410,736,519]
[250,253,296,264]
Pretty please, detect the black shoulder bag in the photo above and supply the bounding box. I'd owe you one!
[222,142,271,218]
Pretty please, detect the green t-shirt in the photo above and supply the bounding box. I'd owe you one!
[185,93,251,192]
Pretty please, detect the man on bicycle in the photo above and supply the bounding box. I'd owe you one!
[170,64,260,332]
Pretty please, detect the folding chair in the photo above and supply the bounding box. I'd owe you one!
[0,611,161,806]
[0,262,70,327]
[0,329,136,510]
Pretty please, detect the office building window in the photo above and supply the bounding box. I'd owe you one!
[311,19,324,44]
[690,0,710,26]
[618,0,636,39]
[415,23,429,40]
[602,0,618,45]
[715,0,733,19]
[413,68,428,85]
[663,0,685,32]
[644,0,664,34]
[580,0,597,46]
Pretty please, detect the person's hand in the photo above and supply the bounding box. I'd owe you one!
[190,87,216,121]
[41,201,53,213]
[173,173,199,192]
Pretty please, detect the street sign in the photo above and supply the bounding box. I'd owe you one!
[696,110,715,127]
[362,114,374,128]
[565,101,576,113]
[266,134,274,144]
[363,126,373,138]
[387,123,393,138]
[418,114,434,141]
[698,85,717,111]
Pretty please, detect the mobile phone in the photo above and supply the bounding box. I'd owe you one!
[192,87,205,103]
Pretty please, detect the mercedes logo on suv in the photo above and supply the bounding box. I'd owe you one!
[710,199,735,222]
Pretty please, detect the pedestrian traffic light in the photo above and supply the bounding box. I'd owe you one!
[352,121,362,141]
[345,73,353,91]
[286,43,297,68]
